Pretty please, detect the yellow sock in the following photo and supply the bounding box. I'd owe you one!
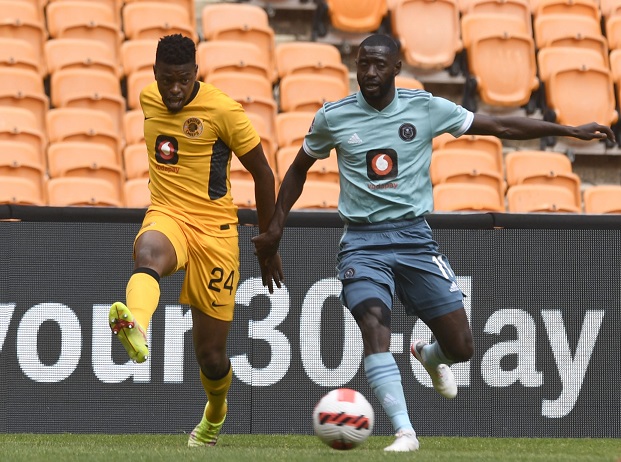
[126,271,160,330]
[200,366,232,423]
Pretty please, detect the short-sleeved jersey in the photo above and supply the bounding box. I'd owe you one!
[140,81,260,234]
[303,89,474,223]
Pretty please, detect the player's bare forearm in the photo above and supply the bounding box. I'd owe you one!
[467,115,616,142]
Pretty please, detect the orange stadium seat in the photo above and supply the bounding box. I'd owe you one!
[123,0,196,28]
[275,111,314,148]
[47,141,124,190]
[606,15,621,51]
[123,144,149,180]
[0,107,47,161]
[230,178,256,209]
[275,42,350,89]
[124,109,145,146]
[463,0,532,35]
[50,68,126,136]
[434,134,504,172]
[461,13,527,50]
[122,2,197,42]
[395,75,425,90]
[46,0,124,26]
[46,107,123,163]
[123,177,150,208]
[506,184,581,213]
[326,0,388,32]
[600,0,621,18]
[46,176,123,207]
[292,180,339,209]
[392,0,463,70]
[430,148,505,199]
[14,0,46,22]
[0,68,49,132]
[0,1,47,71]
[201,3,277,81]
[534,0,600,22]
[504,150,582,207]
[126,69,155,111]
[229,154,252,182]
[120,39,158,77]
[45,38,120,77]
[0,176,45,205]
[0,37,44,76]
[45,1,124,64]
[197,40,272,83]
[583,185,621,214]
[432,183,505,212]
[276,146,339,184]
[279,74,349,113]
[246,111,277,165]
[533,14,603,50]
[0,141,46,198]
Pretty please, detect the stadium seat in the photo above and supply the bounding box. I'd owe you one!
[14,0,46,22]
[45,38,120,77]
[504,150,582,207]
[49,68,126,136]
[206,72,278,142]
[47,141,124,190]
[120,39,158,77]
[45,1,123,64]
[533,14,603,50]
[197,40,272,83]
[534,0,600,22]
[0,37,44,76]
[606,15,621,51]
[537,47,607,85]
[0,67,49,132]
[46,107,123,163]
[46,0,124,26]
[275,42,350,90]
[325,0,388,33]
[600,0,621,18]
[0,176,45,205]
[123,0,196,27]
[279,74,349,112]
[46,176,123,207]
[392,0,462,70]
[229,153,253,182]
[201,3,277,81]
[292,180,339,209]
[124,109,145,146]
[432,183,505,212]
[0,141,46,198]
[545,64,617,128]
[0,1,47,71]
[0,107,47,160]
[275,146,339,185]
[126,69,155,111]
[123,177,150,208]
[122,2,197,42]
[230,177,256,209]
[466,31,539,108]
[583,185,621,214]
[123,143,149,180]
[430,148,505,199]
[246,111,277,165]
[434,133,504,172]
[463,0,532,35]
[275,111,315,149]
[395,75,425,90]
[461,13,528,50]
[506,184,581,213]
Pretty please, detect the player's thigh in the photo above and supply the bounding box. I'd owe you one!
[181,232,239,321]
[134,210,188,275]
[338,249,395,311]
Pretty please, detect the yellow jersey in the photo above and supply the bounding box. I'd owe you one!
[140,80,260,233]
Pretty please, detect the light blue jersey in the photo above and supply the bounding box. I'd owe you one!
[303,89,474,223]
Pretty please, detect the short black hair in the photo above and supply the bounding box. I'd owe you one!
[155,34,196,65]
[359,34,400,56]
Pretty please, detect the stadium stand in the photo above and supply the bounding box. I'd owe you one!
[45,37,121,78]
[123,177,150,208]
[275,111,315,148]
[197,40,273,82]
[0,67,49,132]
[0,37,45,76]
[0,176,46,206]
[0,140,46,199]
[432,182,505,212]
[46,176,123,207]
[583,185,621,214]
[433,133,504,172]
[0,1,47,72]
[122,143,149,180]
[0,106,47,161]
[278,73,349,112]
[122,1,198,42]
[120,39,159,77]
[506,183,581,213]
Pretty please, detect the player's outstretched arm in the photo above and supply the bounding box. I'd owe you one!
[252,147,317,288]
[467,114,616,142]
[239,142,283,293]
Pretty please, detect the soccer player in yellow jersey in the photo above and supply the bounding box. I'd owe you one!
[108,34,282,447]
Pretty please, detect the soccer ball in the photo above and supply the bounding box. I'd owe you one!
[312,388,374,450]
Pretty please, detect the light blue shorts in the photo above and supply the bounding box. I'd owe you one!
[337,218,464,323]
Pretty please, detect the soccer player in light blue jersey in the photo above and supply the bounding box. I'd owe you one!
[253,34,614,452]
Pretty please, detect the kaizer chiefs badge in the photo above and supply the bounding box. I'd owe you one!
[183,117,203,137]
[398,123,416,141]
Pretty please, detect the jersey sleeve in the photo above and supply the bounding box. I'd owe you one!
[302,107,334,160]
[428,96,474,138]
[215,97,261,158]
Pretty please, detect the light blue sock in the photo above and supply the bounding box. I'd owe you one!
[364,352,414,434]
[421,342,453,369]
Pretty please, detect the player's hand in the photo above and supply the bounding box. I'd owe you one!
[258,252,283,294]
[573,122,616,142]
[252,229,281,262]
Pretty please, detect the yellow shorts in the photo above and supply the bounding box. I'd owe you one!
[135,209,239,321]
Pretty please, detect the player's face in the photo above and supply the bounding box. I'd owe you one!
[153,61,198,113]
[356,45,400,108]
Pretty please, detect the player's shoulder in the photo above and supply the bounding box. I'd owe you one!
[323,94,358,113]
[396,87,430,102]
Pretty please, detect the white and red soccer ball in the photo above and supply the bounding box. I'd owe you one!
[312,388,375,450]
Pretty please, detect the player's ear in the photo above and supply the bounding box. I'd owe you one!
[394,59,402,76]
